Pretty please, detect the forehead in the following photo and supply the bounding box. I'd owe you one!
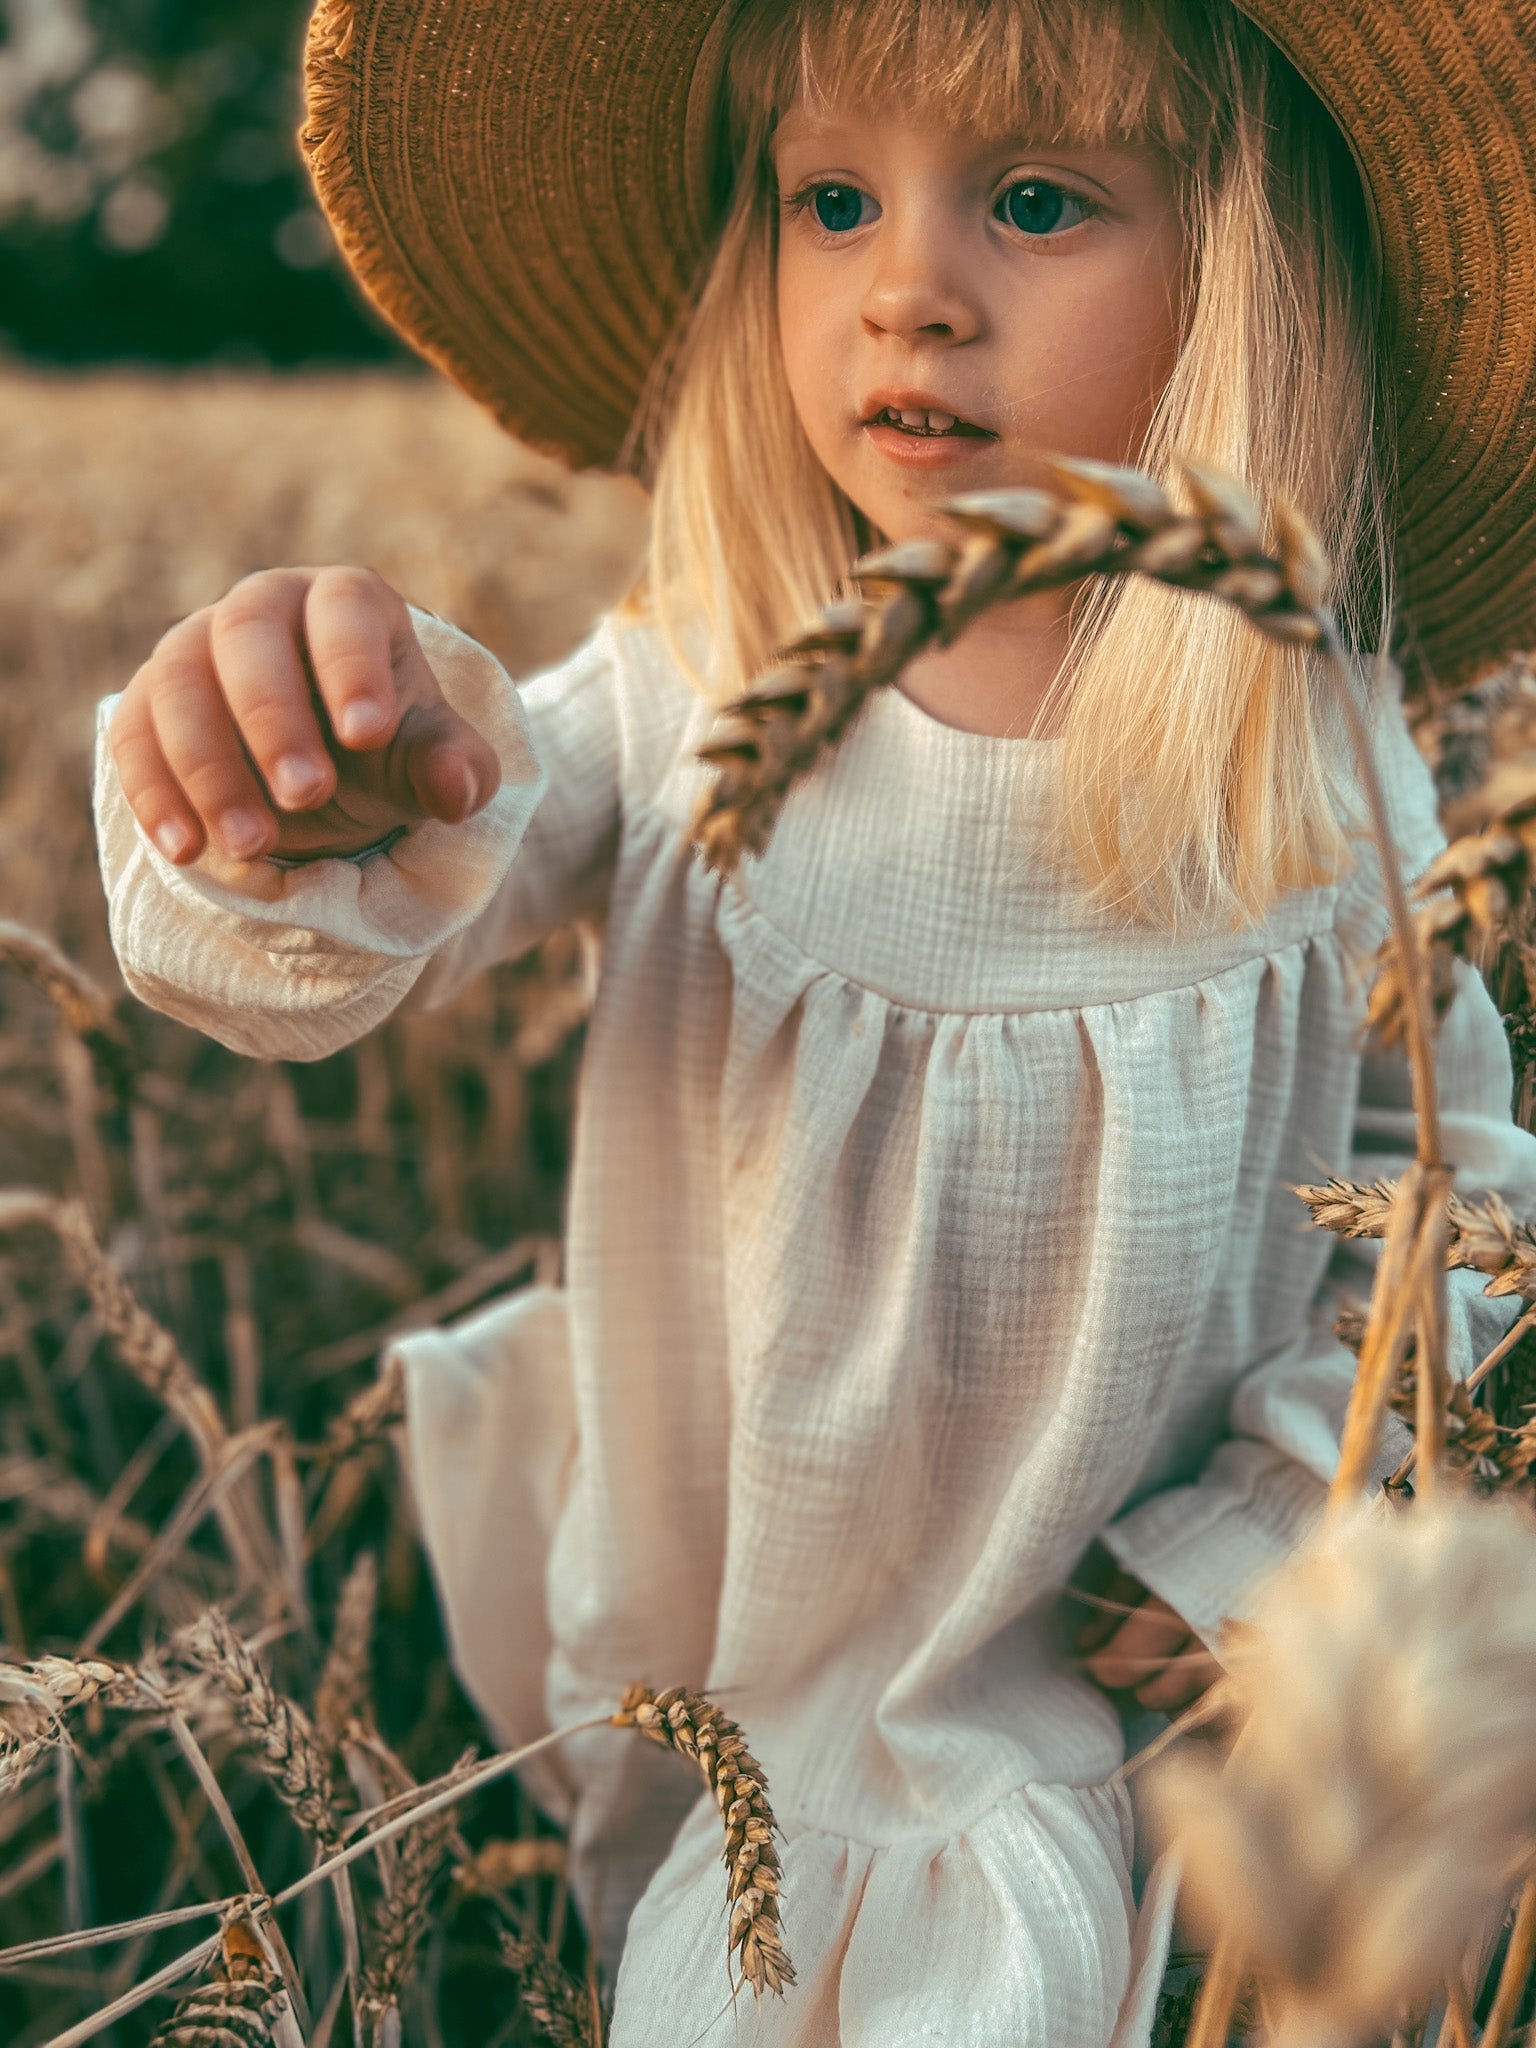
[768,100,1167,198]
[728,0,1198,157]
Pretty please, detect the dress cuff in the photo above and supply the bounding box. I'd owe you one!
[94,608,547,965]
[1100,1449,1327,1649]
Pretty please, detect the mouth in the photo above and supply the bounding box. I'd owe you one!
[864,404,996,440]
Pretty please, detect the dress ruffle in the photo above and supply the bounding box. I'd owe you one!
[610,1777,1154,2048]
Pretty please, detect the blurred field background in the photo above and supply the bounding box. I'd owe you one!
[0,4,653,2033]
[0,363,645,2043]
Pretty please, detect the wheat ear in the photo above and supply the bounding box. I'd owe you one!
[314,1549,379,1752]
[356,1747,473,2044]
[174,1609,339,1848]
[1152,1498,1536,2048]
[611,1683,794,1998]
[500,1932,600,2048]
[1295,1176,1536,1301]
[1367,664,1536,1045]
[147,1916,283,2048]
[0,1190,227,1458]
[690,457,1325,875]
[0,1654,137,1796]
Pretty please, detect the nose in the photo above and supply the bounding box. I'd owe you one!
[860,218,982,346]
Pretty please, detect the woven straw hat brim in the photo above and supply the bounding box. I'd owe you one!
[301,0,1536,687]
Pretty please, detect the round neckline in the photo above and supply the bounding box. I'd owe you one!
[872,681,1064,753]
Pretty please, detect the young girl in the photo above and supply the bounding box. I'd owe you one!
[94,0,1536,2039]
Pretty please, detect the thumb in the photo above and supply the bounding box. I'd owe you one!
[393,700,503,825]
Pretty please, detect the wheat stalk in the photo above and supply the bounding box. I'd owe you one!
[1296,1176,1536,1301]
[314,1549,378,1752]
[691,457,1326,874]
[500,1932,600,2048]
[610,1683,794,1999]
[355,1747,473,2045]
[173,1609,340,1848]
[321,1355,406,1466]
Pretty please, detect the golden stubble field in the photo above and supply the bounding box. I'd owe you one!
[9,363,1536,2048]
[0,365,648,2046]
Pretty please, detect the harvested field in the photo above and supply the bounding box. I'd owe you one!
[0,366,647,2045]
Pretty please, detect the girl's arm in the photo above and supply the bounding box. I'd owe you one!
[1095,676,1536,1653]
[94,612,622,1061]
[1097,957,1536,1653]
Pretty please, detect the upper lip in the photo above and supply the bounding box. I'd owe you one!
[859,387,996,434]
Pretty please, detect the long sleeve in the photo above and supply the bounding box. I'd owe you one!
[1101,672,1536,1646]
[93,612,623,1061]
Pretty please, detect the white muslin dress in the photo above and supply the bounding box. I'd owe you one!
[95,611,1536,2046]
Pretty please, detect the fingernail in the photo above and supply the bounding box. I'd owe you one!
[337,700,387,745]
[153,819,195,862]
[218,808,269,860]
[271,753,327,807]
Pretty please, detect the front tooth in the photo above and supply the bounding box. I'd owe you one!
[900,409,926,428]
[927,411,956,432]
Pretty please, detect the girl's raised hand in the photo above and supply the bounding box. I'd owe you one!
[1070,1542,1223,1714]
[110,566,502,867]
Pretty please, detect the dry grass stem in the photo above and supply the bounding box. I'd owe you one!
[500,1931,599,2048]
[1151,1497,1536,2045]
[314,1550,378,1752]
[691,457,1326,875]
[1297,1175,1536,1301]
[0,922,133,1098]
[1481,1875,1536,2048]
[173,1610,339,1849]
[611,1683,794,1999]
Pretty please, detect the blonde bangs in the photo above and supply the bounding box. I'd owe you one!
[640,0,1387,931]
[724,0,1197,161]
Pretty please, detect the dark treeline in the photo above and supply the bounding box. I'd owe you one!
[0,0,407,365]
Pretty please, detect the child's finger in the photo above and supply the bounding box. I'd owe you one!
[145,614,280,863]
[1070,1563,1150,1655]
[1084,1595,1190,1692]
[207,571,338,812]
[399,712,503,825]
[1132,1645,1221,1714]
[302,566,407,750]
[110,681,206,865]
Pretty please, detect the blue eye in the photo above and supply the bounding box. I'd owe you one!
[812,185,869,233]
[1000,181,1090,236]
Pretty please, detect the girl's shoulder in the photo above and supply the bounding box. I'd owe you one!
[1331,661,1446,955]
[1364,660,1445,883]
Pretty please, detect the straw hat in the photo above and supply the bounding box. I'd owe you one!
[300,0,1536,686]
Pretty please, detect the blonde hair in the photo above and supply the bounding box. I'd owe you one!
[640,0,1388,927]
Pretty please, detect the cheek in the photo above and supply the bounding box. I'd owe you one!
[1033,235,1186,457]
[776,246,847,459]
